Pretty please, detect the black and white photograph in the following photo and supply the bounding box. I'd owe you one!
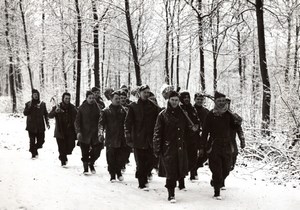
[0,0,299,209]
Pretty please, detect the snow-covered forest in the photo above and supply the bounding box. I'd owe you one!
[0,0,300,209]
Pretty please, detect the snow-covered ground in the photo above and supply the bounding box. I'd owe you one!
[0,113,299,210]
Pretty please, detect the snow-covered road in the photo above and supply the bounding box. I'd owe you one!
[0,114,299,210]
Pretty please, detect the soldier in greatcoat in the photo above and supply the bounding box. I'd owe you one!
[99,91,127,182]
[124,85,160,190]
[23,89,50,159]
[179,91,203,184]
[202,91,235,200]
[49,92,77,167]
[75,91,103,174]
[153,91,189,203]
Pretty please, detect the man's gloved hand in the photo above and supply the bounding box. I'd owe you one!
[47,124,50,129]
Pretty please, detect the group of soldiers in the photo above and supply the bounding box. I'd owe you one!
[23,84,245,202]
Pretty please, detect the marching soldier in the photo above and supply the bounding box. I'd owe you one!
[75,91,103,174]
[179,91,202,184]
[99,91,127,182]
[49,92,77,167]
[153,91,189,203]
[23,89,50,159]
[194,93,209,168]
[124,85,160,190]
[120,90,131,172]
[202,91,235,200]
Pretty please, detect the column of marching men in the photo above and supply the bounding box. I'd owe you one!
[23,85,245,203]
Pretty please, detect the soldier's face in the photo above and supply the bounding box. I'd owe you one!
[140,89,150,100]
[215,97,226,108]
[183,95,190,105]
[195,96,204,106]
[120,95,127,105]
[63,95,71,104]
[86,94,95,104]
[111,95,120,105]
[93,91,100,98]
[32,93,39,100]
[169,97,179,108]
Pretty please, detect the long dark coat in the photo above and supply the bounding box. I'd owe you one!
[24,100,49,133]
[153,105,189,180]
[75,102,100,145]
[49,103,77,153]
[124,99,160,149]
[99,104,127,148]
[194,104,209,129]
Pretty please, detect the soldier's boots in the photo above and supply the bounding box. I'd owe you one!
[214,188,222,200]
[110,173,116,182]
[89,163,96,174]
[178,178,186,191]
[83,162,89,175]
[168,188,176,203]
[117,171,124,181]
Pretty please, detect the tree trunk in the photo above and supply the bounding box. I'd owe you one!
[124,0,142,86]
[75,0,82,107]
[237,29,243,93]
[5,0,17,112]
[19,0,33,90]
[285,15,292,84]
[128,43,131,87]
[101,24,107,93]
[170,29,174,85]
[293,15,299,80]
[73,43,77,87]
[211,8,219,91]
[197,0,205,91]
[15,49,23,92]
[60,6,67,91]
[176,0,180,89]
[164,0,170,84]
[186,36,192,90]
[92,0,100,88]
[87,50,91,89]
[40,0,45,90]
[256,0,271,135]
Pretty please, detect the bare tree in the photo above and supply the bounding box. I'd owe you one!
[75,0,82,107]
[19,0,33,90]
[5,0,17,112]
[254,0,271,134]
[40,0,46,90]
[92,0,100,88]
[124,0,142,86]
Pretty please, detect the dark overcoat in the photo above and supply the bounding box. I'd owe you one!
[49,103,77,153]
[75,102,100,145]
[24,101,49,133]
[153,105,189,180]
[99,104,127,148]
[124,99,160,149]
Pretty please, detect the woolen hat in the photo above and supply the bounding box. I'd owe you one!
[168,91,180,99]
[214,91,226,99]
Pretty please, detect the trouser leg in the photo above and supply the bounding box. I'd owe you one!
[28,132,37,156]
[90,144,102,164]
[36,132,45,149]
[56,138,67,162]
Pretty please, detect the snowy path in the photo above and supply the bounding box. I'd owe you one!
[0,114,299,210]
